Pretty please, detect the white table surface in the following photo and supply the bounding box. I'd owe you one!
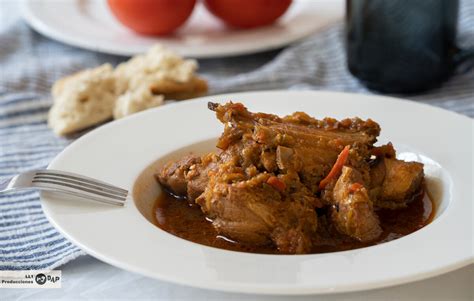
[3,256,473,300]
[1,1,473,300]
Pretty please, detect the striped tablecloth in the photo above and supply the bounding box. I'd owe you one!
[0,0,473,270]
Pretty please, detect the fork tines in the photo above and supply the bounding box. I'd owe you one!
[32,170,127,206]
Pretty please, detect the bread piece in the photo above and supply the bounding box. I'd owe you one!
[49,45,209,135]
[113,85,164,119]
[150,75,209,100]
[48,64,116,136]
[115,45,208,100]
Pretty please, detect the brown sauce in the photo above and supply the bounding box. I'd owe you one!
[152,189,435,254]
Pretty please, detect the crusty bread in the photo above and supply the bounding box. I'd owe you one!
[113,85,164,119]
[115,45,208,101]
[150,75,208,100]
[48,64,116,136]
[115,45,198,86]
[48,45,208,136]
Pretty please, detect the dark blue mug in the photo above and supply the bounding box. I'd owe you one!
[346,0,474,93]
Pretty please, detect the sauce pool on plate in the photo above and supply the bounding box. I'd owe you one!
[152,187,435,254]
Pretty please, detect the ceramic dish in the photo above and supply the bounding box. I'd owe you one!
[41,91,473,295]
[21,0,343,58]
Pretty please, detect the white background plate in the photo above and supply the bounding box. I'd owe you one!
[41,91,473,295]
[21,0,344,58]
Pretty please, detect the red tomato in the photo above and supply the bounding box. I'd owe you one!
[204,0,292,29]
[107,0,196,35]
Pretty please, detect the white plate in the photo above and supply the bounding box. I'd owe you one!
[21,0,343,58]
[41,91,473,295]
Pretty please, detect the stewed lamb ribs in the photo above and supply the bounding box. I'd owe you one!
[156,102,424,254]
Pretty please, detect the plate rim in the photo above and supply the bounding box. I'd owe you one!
[20,0,343,58]
[40,90,473,295]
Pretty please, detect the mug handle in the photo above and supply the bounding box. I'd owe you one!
[453,47,474,72]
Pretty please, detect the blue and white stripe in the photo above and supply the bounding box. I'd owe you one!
[0,94,84,270]
[0,0,472,271]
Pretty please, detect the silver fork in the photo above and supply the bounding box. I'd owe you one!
[0,170,127,206]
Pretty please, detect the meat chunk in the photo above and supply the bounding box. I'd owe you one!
[196,164,319,254]
[330,167,382,242]
[185,153,219,201]
[211,102,380,193]
[370,157,424,209]
[382,159,424,202]
[156,153,218,202]
[156,155,200,196]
